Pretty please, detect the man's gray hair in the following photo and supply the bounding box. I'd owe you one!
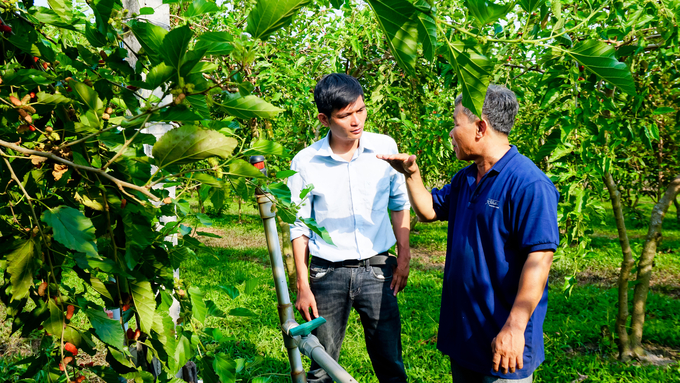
[454,85,519,134]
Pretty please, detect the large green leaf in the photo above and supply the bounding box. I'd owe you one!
[220,94,284,119]
[189,286,207,324]
[366,0,420,74]
[465,0,514,26]
[246,0,311,40]
[43,299,65,337]
[152,125,238,168]
[244,139,284,155]
[36,91,73,105]
[144,63,174,90]
[42,206,98,257]
[415,8,437,61]
[213,354,236,383]
[71,81,104,111]
[85,309,125,350]
[201,357,220,383]
[6,238,38,302]
[442,40,492,118]
[518,0,546,13]
[565,41,636,96]
[161,25,193,69]
[128,20,168,65]
[130,280,156,334]
[184,0,220,17]
[226,159,265,178]
[300,217,335,246]
[195,32,234,56]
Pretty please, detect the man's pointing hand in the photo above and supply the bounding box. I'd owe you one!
[376,153,419,176]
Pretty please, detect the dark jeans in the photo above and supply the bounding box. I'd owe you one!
[307,260,407,383]
[451,358,533,383]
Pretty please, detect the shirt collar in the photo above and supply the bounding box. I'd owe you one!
[316,131,375,160]
[466,145,519,187]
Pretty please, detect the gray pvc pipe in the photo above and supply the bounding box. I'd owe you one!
[256,193,306,383]
[299,335,358,383]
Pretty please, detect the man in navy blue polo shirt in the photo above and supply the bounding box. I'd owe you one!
[378,85,559,382]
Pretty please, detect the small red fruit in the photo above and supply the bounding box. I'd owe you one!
[33,56,39,63]
[134,329,141,340]
[30,92,36,99]
[63,356,73,365]
[43,62,49,70]
[29,125,36,132]
[0,25,12,33]
[121,303,130,311]
[126,85,139,91]
[120,199,127,209]
[578,76,585,81]
[126,328,134,340]
[64,342,78,356]
[66,305,75,320]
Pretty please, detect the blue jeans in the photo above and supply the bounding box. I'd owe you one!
[451,358,533,383]
[307,260,407,383]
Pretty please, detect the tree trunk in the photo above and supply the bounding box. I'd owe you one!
[603,172,635,360]
[628,175,680,356]
[674,196,679,223]
[277,215,298,292]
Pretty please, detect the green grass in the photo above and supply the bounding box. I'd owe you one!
[179,200,679,382]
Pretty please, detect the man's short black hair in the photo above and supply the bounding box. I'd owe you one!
[314,73,364,117]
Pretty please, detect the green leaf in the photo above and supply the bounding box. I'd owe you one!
[228,307,257,317]
[186,94,211,118]
[71,81,104,111]
[128,20,168,65]
[139,6,155,14]
[219,285,239,299]
[300,217,335,245]
[130,280,156,334]
[48,0,72,18]
[465,0,514,26]
[144,63,174,90]
[518,0,545,13]
[415,9,437,61]
[442,40,492,118]
[246,0,312,40]
[206,300,225,317]
[366,0,419,74]
[195,32,234,56]
[41,206,98,257]
[188,173,224,187]
[43,299,65,337]
[275,170,296,179]
[201,357,220,383]
[245,278,259,294]
[245,139,284,155]
[152,125,238,168]
[36,91,73,105]
[162,25,193,69]
[85,309,125,350]
[6,238,38,302]
[268,182,292,204]
[184,0,219,17]
[189,286,207,324]
[652,107,675,115]
[565,40,636,96]
[227,159,265,178]
[213,354,236,383]
[156,106,204,121]
[220,94,284,119]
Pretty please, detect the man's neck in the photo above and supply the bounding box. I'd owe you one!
[329,133,360,161]
[474,141,512,183]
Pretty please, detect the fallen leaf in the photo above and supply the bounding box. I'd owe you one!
[53,163,68,181]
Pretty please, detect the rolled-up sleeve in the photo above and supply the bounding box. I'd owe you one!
[387,141,410,211]
[287,157,312,240]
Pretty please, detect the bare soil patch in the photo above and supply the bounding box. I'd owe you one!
[192,226,266,249]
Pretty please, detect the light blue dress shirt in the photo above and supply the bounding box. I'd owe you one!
[288,131,410,262]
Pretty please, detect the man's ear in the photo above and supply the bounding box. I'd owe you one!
[318,113,331,127]
[476,118,488,139]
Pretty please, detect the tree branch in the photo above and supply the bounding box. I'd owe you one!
[0,139,159,201]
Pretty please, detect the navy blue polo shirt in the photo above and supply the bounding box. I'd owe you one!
[432,146,559,379]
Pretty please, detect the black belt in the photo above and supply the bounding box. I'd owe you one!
[311,252,396,268]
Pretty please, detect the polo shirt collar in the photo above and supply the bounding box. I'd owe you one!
[466,145,519,187]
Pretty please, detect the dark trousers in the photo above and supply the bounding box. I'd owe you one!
[307,261,407,383]
[451,358,533,383]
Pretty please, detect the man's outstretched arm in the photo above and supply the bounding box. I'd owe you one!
[377,154,437,222]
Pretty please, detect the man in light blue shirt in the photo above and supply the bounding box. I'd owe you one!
[288,73,411,383]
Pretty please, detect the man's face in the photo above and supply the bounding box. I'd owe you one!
[449,105,478,161]
[321,96,367,143]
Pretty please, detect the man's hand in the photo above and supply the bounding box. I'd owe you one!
[376,153,419,176]
[390,261,409,296]
[491,324,525,374]
[295,285,318,322]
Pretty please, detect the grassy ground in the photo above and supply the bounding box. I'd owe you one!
[179,198,680,383]
[1,197,679,382]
